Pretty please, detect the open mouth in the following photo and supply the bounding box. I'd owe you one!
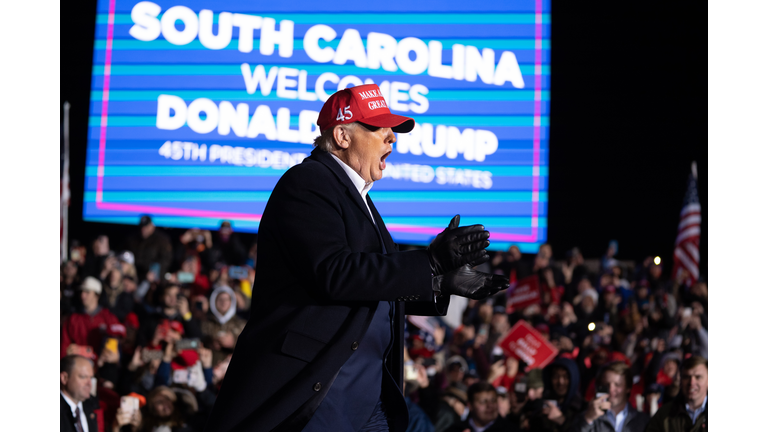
[380,150,391,170]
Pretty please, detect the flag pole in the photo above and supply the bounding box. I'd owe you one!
[691,160,698,181]
[61,102,71,264]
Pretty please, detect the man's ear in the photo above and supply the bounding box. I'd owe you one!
[333,125,351,150]
[61,371,69,387]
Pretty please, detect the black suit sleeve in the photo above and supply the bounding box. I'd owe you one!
[267,171,433,302]
[404,294,450,316]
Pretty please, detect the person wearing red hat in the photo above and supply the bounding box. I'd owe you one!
[61,276,121,359]
[205,84,508,432]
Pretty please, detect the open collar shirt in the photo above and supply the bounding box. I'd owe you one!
[604,402,629,432]
[685,395,707,423]
[330,154,375,222]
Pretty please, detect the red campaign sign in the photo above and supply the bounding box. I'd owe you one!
[499,320,559,371]
[506,275,540,311]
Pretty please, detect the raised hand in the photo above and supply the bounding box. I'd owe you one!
[435,265,509,300]
[426,215,490,275]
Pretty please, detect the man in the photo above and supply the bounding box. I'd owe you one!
[61,276,120,358]
[530,358,583,432]
[569,361,649,432]
[646,356,707,432]
[60,355,99,432]
[204,84,507,432]
[446,382,519,432]
[434,385,468,432]
[127,215,173,281]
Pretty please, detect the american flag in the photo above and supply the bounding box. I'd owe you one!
[672,162,700,286]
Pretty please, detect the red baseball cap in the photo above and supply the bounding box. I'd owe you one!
[317,84,415,133]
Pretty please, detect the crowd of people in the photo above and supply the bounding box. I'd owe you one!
[60,216,708,432]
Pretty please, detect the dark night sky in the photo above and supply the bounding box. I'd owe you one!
[60,0,707,278]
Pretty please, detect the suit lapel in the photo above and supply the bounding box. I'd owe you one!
[366,196,395,253]
[308,148,380,233]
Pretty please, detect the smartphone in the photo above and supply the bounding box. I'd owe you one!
[194,301,204,311]
[176,338,201,351]
[596,384,609,399]
[404,361,419,382]
[105,338,119,354]
[478,324,489,337]
[149,263,161,280]
[120,395,139,416]
[91,377,98,397]
[228,266,249,280]
[70,249,81,262]
[177,271,195,283]
[682,307,692,318]
[141,349,164,362]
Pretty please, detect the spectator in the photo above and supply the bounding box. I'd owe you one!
[434,385,468,432]
[208,221,247,266]
[446,356,468,387]
[127,215,173,282]
[201,286,246,365]
[60,355,100,432]
[61,260,81,317]
[109,274,138,322]
[118,251,138,279]
[61,276,121,358]
[570,361,649,431]
[446,381,519,432]
[84,234,111,278]
[494,245,524,283]
[497,387,511,418]
[646,356,707,432]
[601,241,619,272]
[141,386,197,432]
[531,357,583,432]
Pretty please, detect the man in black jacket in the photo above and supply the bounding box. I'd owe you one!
[204,84,507,432]
[60,355,99,432]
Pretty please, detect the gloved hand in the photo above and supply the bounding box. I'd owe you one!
[434,265,509,300]
[426,215,490,275]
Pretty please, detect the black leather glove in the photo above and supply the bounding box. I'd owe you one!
[434,265,509,300]
[426,215,490,275]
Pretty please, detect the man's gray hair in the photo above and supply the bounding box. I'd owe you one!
[313,123,359,153]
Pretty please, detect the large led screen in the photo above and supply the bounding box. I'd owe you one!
[85,0,550,252]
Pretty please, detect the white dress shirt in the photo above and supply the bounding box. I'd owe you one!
[61,391,89,432]
[330,153,375,222]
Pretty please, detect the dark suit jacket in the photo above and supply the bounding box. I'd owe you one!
[204,148,450,432]
[60,394,99,432]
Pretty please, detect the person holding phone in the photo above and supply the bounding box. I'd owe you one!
[570,361,649,432]
[528,357,583,432]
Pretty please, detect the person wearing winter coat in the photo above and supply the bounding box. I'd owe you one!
[529,357,584,432]
[61,277,121,358]
[646,356,707,432]
[568,361,649,432]
[200,286,246,365]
